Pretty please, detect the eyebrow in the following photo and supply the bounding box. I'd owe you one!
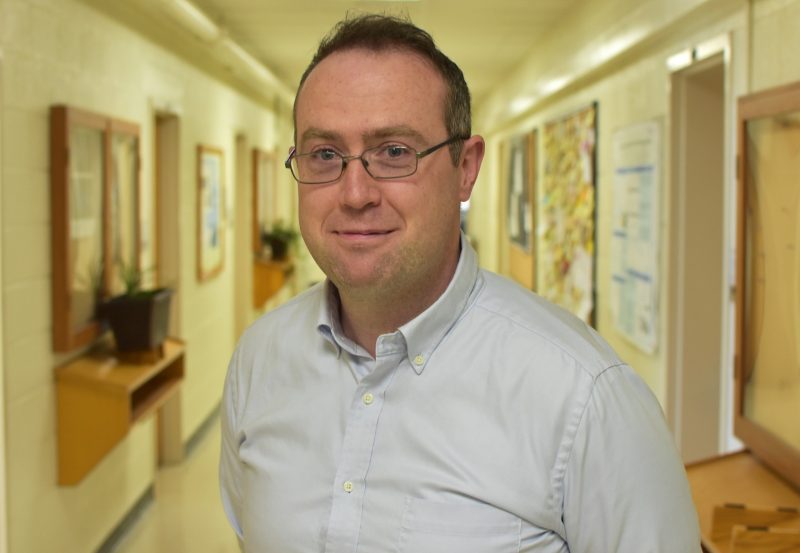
[364,126,426,143]
[299,125,426,147]
[299,128,341,144]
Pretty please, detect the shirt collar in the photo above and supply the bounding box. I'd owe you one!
[316,233,482,371]
[399,234,480,373]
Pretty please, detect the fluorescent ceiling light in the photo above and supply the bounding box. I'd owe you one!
[163,0,220,43]
[666,49,692,71]
[221,38,294,103]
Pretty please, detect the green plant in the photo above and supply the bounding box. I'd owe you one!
[118,262,143,296]
[261,220,298,244]
[261,220,299,260]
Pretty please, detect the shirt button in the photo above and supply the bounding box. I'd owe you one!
[362,392,374,405]
[343,481,354,493]
[414,355,425,366]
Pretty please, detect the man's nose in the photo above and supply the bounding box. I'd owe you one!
[339,156,380,209]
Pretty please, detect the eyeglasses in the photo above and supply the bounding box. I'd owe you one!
[284,135,468,185]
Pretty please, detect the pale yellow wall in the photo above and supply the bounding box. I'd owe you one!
[751,0,800,89]
[471,0,800,415]
[0,44,8,553]
[0,0,290,551]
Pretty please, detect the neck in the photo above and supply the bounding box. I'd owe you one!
[335,247,461,358]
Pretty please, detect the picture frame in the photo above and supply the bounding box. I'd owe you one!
[501,130,537,289]
[733,80,800,490]
[196,144,225,282]
[50,105,141,352]
[252,148,276,255]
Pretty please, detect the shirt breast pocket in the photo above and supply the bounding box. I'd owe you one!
[396,497,521,553]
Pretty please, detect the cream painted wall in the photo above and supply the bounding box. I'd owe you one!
[0,47,8,553]
[470,0,800,437]
[751,0,800,89]
[0,0,290,551]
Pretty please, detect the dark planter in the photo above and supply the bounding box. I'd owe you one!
[101,288,173,352]
[266,236,290,260]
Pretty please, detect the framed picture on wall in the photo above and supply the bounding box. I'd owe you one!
[196,144,225,282]
[252,148,276,255]
[500,130,537,289]
[50,105,142,352]
[734,80,800,491]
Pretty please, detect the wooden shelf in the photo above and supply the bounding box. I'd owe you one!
[687,451,800,552]
[55,338,185,485]
[253,256,293,307]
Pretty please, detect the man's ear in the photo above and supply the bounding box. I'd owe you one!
[458,135,485,202]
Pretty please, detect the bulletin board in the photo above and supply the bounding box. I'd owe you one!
[538,104,597,324]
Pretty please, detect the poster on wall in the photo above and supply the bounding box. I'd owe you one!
[503,130,537,289]
[506,132,534,251]
[610,121,660,353]
[539,103,597,324]
[197,144,225,282]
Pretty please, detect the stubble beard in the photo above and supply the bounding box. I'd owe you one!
[317,241,430,309]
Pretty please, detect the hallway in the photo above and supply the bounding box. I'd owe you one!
[111,420,237,553]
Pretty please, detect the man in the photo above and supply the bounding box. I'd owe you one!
[220,14,700,552]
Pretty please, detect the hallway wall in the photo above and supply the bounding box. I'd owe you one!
[0,0,290,551]
[470,0,799,410]
[1,0,800,550]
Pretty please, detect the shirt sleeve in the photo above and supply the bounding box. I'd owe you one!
[561,364,702,552]
[219,345,245,543]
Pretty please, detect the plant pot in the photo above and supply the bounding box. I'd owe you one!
[101,288,173,352]
[266,237,290,260]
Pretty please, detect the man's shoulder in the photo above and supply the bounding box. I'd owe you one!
[471,270,622,377]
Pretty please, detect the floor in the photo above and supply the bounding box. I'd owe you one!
[112,420,240,553]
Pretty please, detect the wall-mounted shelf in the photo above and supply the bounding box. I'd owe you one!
[253,257,293,308]
[55,338,185,485]
[687,451,800,552]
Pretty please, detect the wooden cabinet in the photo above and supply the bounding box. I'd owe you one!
[56,338,184,485]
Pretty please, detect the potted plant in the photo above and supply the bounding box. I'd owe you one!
[260,220,299,261]
[100,264,173,353]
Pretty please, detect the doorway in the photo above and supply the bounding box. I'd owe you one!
[667,51,727,464]
[154,112,183,464]
[0,58,9,553]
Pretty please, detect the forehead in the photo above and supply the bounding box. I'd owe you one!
[294,48,447,140]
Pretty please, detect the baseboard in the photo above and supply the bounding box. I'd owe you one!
[95,485,154,553]
[95,403,221,552]
[185,402,221,459]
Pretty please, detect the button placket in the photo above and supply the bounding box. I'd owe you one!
[323,350,403,552]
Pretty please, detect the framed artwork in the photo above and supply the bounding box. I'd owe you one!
[539,103,597,325]
[108,120,141,296]
[734,80,800,490]
[50,105,141,352]
[252,148,276,254]
[501,130,537,289]
[196,144,225,282]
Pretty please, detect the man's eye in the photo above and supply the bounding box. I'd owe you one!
[384,145,411,158]
[312,149,339,161]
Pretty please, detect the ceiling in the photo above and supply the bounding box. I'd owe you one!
[144,0,585,110]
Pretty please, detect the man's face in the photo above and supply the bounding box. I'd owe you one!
[294,48,482,302]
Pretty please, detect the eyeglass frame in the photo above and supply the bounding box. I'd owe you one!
[284,135,470,185]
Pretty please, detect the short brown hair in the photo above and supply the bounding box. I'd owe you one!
[294,14,471,163]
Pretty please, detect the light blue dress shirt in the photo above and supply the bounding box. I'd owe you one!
[220,238,701,552]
